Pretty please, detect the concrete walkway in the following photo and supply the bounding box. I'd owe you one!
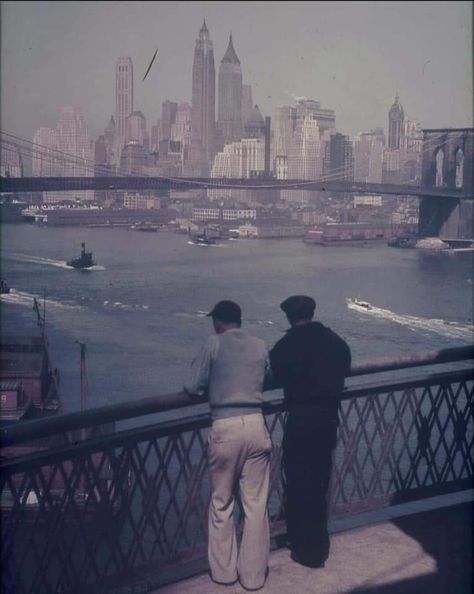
[155,491,472,594]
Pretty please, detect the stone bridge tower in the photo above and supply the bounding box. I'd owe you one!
[418,128,473,239]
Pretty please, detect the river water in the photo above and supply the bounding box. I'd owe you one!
[1,223,473,418]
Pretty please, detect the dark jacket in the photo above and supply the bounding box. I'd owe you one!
[269,321,351,419]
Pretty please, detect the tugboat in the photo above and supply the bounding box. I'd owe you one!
[0,279,10,294]
[194,233,217,246]
[67,242,95,269]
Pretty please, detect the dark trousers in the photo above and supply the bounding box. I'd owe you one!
[282,412,337,562]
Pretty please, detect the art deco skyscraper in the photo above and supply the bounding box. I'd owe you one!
[388,94,404,149]
[189,20,216,175]
[115,57,134,157]
[218,34,242,146]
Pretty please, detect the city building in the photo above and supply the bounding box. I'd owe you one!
[160,101,178,143]
[354,129,384,183]
[0,142,23,178]
[32,128,57,177]
[388,94,404,149]
[211,138,265,179]
[115,57,134,163]
[272,105,296,161]
[401,119,423,183]
[119,142,149,174]
[241,84,253,126]
[125,111,148,149]
[123,193,159,209]
[45,106,94,203]
[296,99,336,135]
[217,34,243,147]
[171,102,192,165]
[354,195,383,207]
[274,155,288,180]
[327,133,354,180]
[103,116,118,169]
[244,105,266,139]
[188,20,216,176]
[288,110,322,179]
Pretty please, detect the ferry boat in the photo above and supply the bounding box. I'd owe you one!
[67,242,95,269]
[347,297,373,311]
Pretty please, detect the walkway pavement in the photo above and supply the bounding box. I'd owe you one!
[155,491,472,594]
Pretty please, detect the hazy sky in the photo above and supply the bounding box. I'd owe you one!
[1,1,472,144]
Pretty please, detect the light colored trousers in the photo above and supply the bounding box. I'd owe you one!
[207,413,272,590]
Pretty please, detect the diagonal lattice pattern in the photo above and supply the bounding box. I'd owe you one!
[1,373,472,593]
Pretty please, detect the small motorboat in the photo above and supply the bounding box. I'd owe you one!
[348,297,372,310]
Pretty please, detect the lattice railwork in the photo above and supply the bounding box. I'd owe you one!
[332,375,473,515]
[1,372,472,593]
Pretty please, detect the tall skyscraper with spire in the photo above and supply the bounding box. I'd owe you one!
[115,57,134,164]
[218,33,242,147]
[388,93,404,149]
[189,20,216,175]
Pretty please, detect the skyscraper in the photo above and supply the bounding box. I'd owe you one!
[388,94,404,149]
[189,20,216,175]
[125,111,148,147]
[218,34,243,146]
[115,57,134,162]
[32,128,57,177]
[241,85,253,126]
[328,133,354,180]
[160,101,178,143]
[354,129,384,183]
[44,106,94,203]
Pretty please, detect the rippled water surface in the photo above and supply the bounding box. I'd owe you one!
[1,223,473,416]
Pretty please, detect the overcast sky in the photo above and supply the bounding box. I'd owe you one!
[1,1,472,144]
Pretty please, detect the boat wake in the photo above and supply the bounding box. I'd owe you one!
[0,289,82,310]
[186,241,226,248]
[66,264,106,271]
[9,253,72,269]
[347,299,473,341]
[8,253,105,270]
[103,300,149,311]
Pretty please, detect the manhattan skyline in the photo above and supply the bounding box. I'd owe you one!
[1,1,472,147]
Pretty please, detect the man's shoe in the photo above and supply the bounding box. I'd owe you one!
[290,551,326,569]
[239,567,269,591]
[208,571,238,586]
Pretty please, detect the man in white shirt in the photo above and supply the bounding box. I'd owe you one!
[184,300,272,591]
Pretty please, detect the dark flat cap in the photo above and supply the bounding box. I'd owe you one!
[280,295,316,319]
[207,300,242,323]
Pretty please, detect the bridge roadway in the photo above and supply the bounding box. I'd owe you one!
[1,176,472,200]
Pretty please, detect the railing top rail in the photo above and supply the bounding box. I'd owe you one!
[1,345,472,448]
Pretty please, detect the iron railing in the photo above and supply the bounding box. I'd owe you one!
[1,346,473,594]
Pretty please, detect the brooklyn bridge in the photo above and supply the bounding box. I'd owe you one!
[1,128,473,238]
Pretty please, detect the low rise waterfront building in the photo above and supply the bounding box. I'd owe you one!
[123,193,160,209]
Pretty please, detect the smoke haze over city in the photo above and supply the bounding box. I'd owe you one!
[1,1,472,144]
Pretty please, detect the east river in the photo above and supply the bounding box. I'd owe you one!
[1,223,473,419]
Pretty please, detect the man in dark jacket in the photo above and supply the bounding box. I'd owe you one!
[269,295,351,568]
